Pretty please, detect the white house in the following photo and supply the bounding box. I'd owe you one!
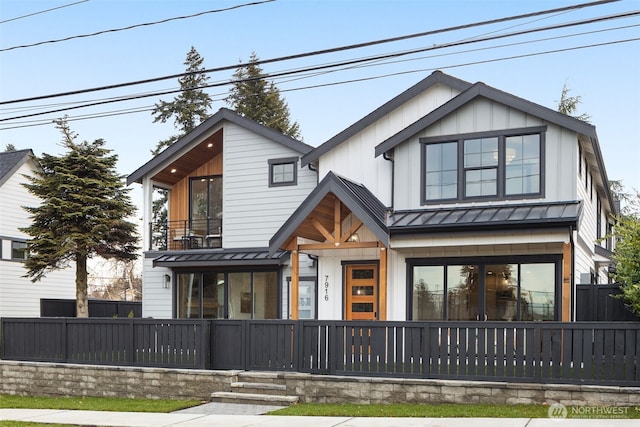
[270,71,615,322]
[127,109,318,319]
[131,72,615,322]
[0,149,75,317]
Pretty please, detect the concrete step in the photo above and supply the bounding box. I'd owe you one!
[236,371,287,385]
[210,391,298,406]
[231,381,288,395]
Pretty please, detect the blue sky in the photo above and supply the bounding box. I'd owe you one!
[1,0,639,196]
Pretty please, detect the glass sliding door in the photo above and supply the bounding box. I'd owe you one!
[409,257,559,321]
[177,273,200,318]
[202,273,224,319]
[189,175,222,247]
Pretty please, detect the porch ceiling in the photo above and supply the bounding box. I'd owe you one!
[152,129,223,186]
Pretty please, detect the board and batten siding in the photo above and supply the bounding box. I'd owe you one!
[318,83,462,206]
[393,98,578,210]
[0,159,75,317]
[222,122,316,248]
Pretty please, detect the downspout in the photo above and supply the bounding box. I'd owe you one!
[569,225,575,322]
[307,161,319,184]
[383,150,394,210]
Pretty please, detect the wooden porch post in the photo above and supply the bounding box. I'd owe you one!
[291,249,299,320]
[379,246,387,320]
[562,242,572,321]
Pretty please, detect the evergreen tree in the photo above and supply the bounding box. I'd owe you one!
[151,46,213,154]
[150,47,213,248]
[557,83,591,123]
[4,144,16,152]
[226,51,301,139]
[21,118,139,317]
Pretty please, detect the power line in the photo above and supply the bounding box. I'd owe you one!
[0,0,620,105]
[0,0,89,24]
[2,9,637,122]
[0,0,275,52]
[2,36,637,131]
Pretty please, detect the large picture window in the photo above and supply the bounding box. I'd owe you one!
[409,256,559,321]
[422,127,544,203]
[176,269,279,319]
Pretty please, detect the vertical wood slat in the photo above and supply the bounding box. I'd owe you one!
[551,328,562,379]
[561,329,573,380]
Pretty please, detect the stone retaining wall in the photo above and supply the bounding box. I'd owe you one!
[1,361,638,407]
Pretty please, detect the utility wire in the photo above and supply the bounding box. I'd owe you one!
[0,0,275,52]
[2,9,638,121]
[2,36,637,130]
[0,0,89,24]
[0,0,620,104]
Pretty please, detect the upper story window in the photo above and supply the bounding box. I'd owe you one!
[268,157,297,187]
[421,127,544,204]
[12,241,28,261]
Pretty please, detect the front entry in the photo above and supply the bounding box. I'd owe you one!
[345,264,378,320]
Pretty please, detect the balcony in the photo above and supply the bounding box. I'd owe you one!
[149,218,222,251]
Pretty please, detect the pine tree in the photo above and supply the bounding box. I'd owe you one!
[557,83,591,123]
[4,144,16,152]
[226,51,301,139]
[151,46,213,154]
[21,118,139,317]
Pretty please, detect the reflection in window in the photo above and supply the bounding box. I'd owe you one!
[425,142,457,200]
[11,241,28,261]
[447,265,479,321]
[203,273,224,319]
[521,263,555,321]
[177,273,201,318]
[413,266,444,320]
[505,134,540,195]
[485,264,518,321]
[228,271,278,320]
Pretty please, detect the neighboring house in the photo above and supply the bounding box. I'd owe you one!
[127,108,318,319]
[131,72,615,322]
[270,70,615,322]
[0,149,75,317]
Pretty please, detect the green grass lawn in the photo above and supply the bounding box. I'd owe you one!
[271,403,640,419]
[0,394,202,413]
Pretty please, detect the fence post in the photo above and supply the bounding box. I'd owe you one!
[533,322,541,383]
[295,320,303,372]
[62,318,68,363]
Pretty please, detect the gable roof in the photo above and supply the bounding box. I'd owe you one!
[0,149,34,187]
[269,171,389,254]
[128,108,314,185]
[374,81,615,213]
[300,70,473,167]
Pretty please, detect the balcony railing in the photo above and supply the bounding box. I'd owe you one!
[149,219,222,251]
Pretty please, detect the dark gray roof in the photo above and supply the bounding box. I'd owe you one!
[374,81,615,214]
[0,149,34,187]
[153,248,289,268]
[300,71,472,167]
[375,82,597,157]
[269,171,389,253]
[388,201,582,234]
[128,108,314,185]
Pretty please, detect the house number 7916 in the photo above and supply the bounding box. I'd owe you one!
[324,275,329,301]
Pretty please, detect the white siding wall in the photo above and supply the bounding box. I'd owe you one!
[318,83,462,205]
[140,256,172,318]
[223,122,317,248]
[393,98,578,210]
[0,160,75,317]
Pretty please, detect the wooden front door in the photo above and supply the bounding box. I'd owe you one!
[345,264,378,320]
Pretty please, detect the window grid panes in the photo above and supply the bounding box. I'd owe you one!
[423,132,542,202]
[271,163,295,184]
[425,142,457,200]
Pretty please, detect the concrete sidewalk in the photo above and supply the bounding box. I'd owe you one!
[1,407,637,427]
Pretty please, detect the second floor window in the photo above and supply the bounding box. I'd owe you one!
[268,157,297,187]
[12,241,28,261]
[422,128,544,203]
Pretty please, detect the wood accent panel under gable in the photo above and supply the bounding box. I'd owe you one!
[169,153,223,222]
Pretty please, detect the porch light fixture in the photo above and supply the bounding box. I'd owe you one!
[170,168,177,174]
[163,274,171,289]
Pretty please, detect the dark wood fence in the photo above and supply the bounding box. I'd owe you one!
[40,299,142,318]
[575,284,640,321]
[2,318,639,386]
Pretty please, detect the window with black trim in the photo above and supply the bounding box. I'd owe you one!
[268,157,297,187]
[422,127,544,203]
[11,241,28,261]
